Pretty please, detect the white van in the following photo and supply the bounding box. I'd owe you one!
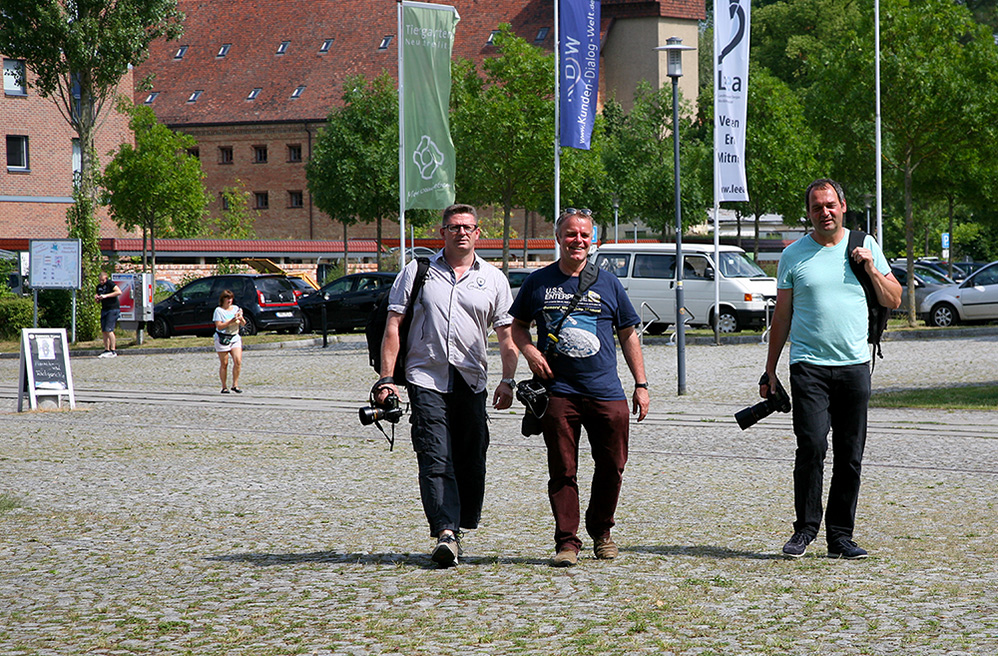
[592,243,777,333]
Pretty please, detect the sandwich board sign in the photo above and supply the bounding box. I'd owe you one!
[17,328,76,411]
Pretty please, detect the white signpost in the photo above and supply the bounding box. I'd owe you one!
[17,328,76,411]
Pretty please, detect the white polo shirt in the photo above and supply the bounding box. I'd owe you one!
[388,252,513,394]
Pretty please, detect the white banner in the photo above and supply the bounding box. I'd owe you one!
[714,0,750,202]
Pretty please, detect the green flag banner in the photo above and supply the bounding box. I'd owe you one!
[402,1,459,210]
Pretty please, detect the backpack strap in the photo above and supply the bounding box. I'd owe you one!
[845,230,887,368]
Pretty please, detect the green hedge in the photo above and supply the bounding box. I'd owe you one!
[0,297,33,339]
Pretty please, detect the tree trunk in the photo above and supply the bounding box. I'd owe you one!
[753,211,761,261]
[947,196,955,279]
[904,156,917,327]
[376,216,383,271]
[502,199,512,276]
[150,219,157,287]
[343,222,350,274]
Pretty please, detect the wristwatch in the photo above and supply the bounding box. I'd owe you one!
[634,382,649,389]
[501,378,516,387]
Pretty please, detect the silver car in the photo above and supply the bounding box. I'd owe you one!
[919,261,998,327]
[891,264,954,315]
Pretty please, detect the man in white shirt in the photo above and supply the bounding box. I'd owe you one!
[375,204,518,567]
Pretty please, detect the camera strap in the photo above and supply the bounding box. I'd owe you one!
[368,390,401,451]
[544,261,599,358]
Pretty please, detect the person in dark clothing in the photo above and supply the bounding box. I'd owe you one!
[95,272,122,358]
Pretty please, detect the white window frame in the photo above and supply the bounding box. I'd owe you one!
[6,135,29,171]
[3,59,27,96]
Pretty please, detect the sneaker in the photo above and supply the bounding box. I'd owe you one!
[593,536,618,560]
[783,531,813,559]
[552,548,578,567]
[827,539,868,560]
[107,350,117,358]
[97,350,111,358]
[431,533,459,567]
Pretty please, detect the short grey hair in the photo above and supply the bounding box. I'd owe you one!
[805,179,846,211]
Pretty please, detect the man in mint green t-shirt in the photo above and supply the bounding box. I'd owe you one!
[761,179,901,560]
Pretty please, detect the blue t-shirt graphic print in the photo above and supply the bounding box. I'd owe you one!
[511,262,640,401]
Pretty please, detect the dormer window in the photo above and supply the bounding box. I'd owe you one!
[319,38,334,53]
[143,92,159,104]
[534,28,550,44]
[378,36,392,50]
[187,90,202,103]
[290,85,305,99]
[247,88,261,100]
[486,30,500,46]
[217,44,231,58]
[277,40,290,55]
[174,45,188,60]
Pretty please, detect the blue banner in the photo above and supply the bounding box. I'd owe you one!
[559,0,600,150]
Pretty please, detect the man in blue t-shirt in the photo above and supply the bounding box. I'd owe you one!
[762,179,901,560]
[511,208,650,567]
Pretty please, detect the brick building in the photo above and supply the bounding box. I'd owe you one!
[134,0,705,242]
[0,56,135,239]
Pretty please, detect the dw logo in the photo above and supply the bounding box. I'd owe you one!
[413,135,444,180]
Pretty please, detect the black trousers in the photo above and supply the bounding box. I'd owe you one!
[789,362,871,544]
[407,370,489,538]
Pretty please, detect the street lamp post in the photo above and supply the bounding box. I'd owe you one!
[655,36,695,396]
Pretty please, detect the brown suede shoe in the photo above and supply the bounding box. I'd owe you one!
[552,548,578,567]
[593,536,618,560]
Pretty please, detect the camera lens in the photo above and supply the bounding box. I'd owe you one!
[359,406,384,426]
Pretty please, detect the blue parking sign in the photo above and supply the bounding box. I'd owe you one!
[942,232,950,249]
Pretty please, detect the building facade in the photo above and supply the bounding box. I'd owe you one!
[1,56,135,239]
[134,0,704,241]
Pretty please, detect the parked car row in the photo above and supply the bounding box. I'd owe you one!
[146,252,998,339]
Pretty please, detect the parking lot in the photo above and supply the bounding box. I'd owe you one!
[1,334,996,654]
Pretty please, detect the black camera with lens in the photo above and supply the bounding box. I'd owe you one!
[359,390,404,426]
[735,372,791,430]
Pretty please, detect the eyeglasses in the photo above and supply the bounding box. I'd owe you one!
[562,208,592,217]
[444,224,478,234]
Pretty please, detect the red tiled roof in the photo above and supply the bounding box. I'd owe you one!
[101,238,383,256]
[135,1,702,126]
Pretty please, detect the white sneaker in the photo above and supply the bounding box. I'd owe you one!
[97,350,111,358]
[107,351,117,358]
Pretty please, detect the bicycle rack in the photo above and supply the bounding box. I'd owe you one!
[638,302,661,345]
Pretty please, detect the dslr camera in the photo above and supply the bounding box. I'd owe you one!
[735,372,791,430]
[359,389,404,426]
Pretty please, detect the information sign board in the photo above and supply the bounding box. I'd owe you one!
[17,328,76,411]
[29,239,82,289]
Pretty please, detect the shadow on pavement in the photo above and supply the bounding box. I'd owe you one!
[626,545,786,560]
[206,551,552,568]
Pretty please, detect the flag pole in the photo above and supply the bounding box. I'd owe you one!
[397,0,407,270]
[553,0,561,260]
[712,0,721,345]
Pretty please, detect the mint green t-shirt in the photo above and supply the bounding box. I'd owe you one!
[777,230,891,366]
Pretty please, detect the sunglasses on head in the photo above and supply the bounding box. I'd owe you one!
[562,207,593,217]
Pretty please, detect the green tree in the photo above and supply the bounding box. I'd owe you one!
[0,0,183,340]
[705,67,818,257]
[451,25,553,272]
[809,0,998,323]
[308,73,402,270]
[212,181,258,240]
[603,81,711,242]
[101,100,207,285]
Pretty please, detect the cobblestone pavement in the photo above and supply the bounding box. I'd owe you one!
[1,334,996,655]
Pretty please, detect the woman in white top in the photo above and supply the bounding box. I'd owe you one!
[213,289,246,393]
